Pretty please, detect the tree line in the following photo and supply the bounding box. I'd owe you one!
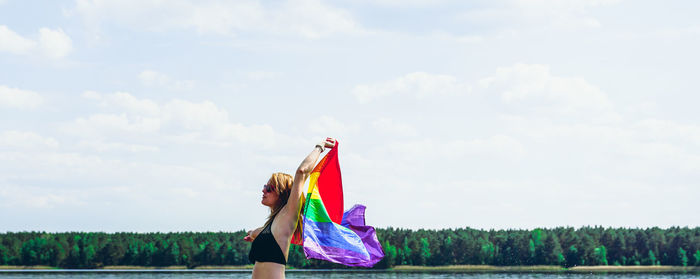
[1,226,698,268]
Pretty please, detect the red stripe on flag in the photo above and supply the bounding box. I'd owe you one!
[313,141,344,224]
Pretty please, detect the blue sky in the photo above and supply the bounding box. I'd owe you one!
[1,0,699,232]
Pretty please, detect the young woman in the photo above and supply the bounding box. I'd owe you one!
[244,137,336,278]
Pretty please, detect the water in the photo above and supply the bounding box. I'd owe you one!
[0,270,697,279]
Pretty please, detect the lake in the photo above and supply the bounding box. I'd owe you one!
[0,270,698,279]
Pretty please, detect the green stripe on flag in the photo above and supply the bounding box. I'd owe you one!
[305,198,333,223]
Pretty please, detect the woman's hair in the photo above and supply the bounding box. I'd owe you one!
[265,172,304,242]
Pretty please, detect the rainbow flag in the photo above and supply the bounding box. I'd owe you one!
[300,141,384,267]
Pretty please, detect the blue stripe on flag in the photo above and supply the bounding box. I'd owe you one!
[303,218,370,256]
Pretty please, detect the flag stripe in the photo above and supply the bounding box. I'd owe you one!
[304,241,373,266]
[304,198,332,223]
[303,219,369,255]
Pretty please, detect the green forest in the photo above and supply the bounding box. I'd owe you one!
[1,226,698,269]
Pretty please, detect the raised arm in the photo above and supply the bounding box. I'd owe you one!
[278,138,336,234]
[291,138,336,212]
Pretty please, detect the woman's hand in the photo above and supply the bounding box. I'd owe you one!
[316,137,336,152]
[243,227,262,242]
[243,230,254,242]
[323,137,336,149]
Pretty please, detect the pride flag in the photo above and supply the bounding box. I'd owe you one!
[300,141,384,267]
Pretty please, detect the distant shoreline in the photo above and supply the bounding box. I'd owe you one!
[391,265,700,273]
[1,265,699,273]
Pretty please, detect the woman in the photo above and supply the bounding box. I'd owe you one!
[244,137,336,278]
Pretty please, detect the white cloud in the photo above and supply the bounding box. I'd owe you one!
[308,115,359,137]
[0,141,253,231]
[161,99,276,146]
[0,25,72,59]
[274,0,360,39]
[430,31,484,44]
[183,0,264,35]
[83,90,160,115]
[501,113,700,174]
[371,117,417,137]
[139,70,195,90]
[246,71,280,81]
[352,64,611,117]
[215,123,276,146]
[71,113,162,137]
[78,140,159,152]
[513,0,621,12]
[70,0,364,39]
[0,131,59,149]
[460,0,621,31]
[38,27,73,58]
[72,91,276,147]
[82,90,101,100]
[638,25,700,40]
[388,135,525,159]
[0,25,37,54]
[162,99,229,130]
[479,63,612,113]
[353,72,470,103]
[452,135,526,157]
[632,118,700,144]
[0,185,84,209]
[138,70,166,85]
[503,114,623,141]
[0,147,234,214]
[362,0,448,7]
[0,85,44,109]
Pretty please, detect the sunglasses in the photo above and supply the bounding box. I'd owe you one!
[263,184,275,193]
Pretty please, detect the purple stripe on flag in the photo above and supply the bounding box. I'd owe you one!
[302,203,384,267]
[341,204,385,267]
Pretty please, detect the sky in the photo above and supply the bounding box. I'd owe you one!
[1,0,699,233]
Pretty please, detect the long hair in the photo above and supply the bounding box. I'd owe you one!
[265,172,304,243]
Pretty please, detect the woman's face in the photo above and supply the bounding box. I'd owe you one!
[261,184,279,207]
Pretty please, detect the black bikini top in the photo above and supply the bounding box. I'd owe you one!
[248,218,287,265]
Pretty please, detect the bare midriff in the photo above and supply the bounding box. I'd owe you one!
[252,261,285,278]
